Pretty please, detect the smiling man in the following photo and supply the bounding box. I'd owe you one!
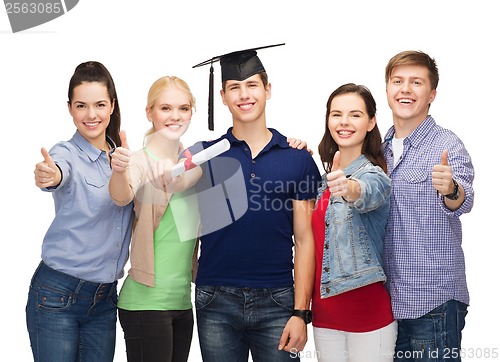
[191,45,321,362]
[382,50,475,362]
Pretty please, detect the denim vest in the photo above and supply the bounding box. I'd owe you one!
[317,155,391,298]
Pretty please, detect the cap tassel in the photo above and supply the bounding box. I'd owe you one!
[208,62,214,131]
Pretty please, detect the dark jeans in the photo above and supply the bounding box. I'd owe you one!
[195,285,297,362]
[395,300,468,362]
[118,308,194,362]
[26,261,118,362]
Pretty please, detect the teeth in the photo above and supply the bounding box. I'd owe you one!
[399,99,412,104]
[239,104,252,110]
[86,122,98,127]
[338,131,352,135]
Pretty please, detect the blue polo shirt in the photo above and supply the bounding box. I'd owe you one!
[193,128,320,288]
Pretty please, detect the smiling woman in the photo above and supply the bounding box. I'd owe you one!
[108,75,203,362]
[27,61,134,362]
[68,82,114,150]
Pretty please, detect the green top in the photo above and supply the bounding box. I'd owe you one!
[118,188,199,311]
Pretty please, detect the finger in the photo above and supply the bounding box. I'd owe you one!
[40,147,56,173]
[441,149,449,166]
[278,332,290,351]
[332,150,341,171]
[119,130,129,150]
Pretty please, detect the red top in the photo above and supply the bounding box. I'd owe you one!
[311,188,394,332]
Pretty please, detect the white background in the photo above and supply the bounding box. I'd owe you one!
[1,1,497,361]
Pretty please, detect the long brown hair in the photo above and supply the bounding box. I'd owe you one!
[318,83,387,173]
[67,61,122,146]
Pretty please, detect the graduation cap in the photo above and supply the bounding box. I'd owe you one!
[193,43,285,130]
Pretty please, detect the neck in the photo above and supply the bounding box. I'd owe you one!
[231,123,272,158]
[338,147,361,169]
[393,115,427,138]
[146,132,180,160]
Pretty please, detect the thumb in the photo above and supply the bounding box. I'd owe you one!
[119,130,129,149]
[332,150,341,171]
[41,147,57,172]
[441,149,449,166]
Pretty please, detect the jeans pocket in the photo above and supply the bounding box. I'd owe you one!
[269,287,294,311]
[195,286,218,310]
[34,284,72,311]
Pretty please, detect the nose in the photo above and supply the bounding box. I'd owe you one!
[401,80,412,93]
[340,115,349,126]
[170,109,181,121]
[87,107,97,119]
[239,85,250,99]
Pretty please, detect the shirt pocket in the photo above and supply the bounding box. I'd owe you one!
[396,168,429,204]
[84,176,107,212]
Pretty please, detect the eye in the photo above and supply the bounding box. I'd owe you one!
[181,106,191,111]
[161,106,171,111]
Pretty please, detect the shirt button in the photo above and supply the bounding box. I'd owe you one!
[323,267,329,272]
[250,173,256,178]
[326,288,331,293]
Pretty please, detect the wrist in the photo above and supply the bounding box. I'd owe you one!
[445,179,460,200]
[291,309,312,324]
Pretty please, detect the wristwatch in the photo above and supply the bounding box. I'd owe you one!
[292,309,313,324]
[445,179,460,200]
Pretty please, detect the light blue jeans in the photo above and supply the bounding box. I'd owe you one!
[195,285,298,362]
[26,261,118,362]
[395,300,468,362]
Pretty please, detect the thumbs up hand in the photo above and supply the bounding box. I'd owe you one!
[34,147,61,188]
[326,151,348,197]
[110,131,132,173]
[432,149,454,195]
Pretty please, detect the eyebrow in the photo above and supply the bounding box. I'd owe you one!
[73,99,109,104]
[330,109,364,114]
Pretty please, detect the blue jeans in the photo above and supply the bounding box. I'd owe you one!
[394,300,468,362]
[26,261,118,362]
[195,285,297,362]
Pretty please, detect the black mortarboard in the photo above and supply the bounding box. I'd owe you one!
[193,43,285,130]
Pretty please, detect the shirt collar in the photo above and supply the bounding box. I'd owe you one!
[224,127,289,150]
[384,115,436,148]
[72,131,112,162]
[343,154,370,176]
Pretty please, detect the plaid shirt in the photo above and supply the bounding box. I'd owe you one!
[382,116,474,319]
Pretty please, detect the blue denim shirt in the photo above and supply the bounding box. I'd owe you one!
[317,155,391,298]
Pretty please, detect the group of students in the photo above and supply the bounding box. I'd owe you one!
[27,45,475,362]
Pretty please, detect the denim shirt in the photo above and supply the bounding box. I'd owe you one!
[318,154,391,298]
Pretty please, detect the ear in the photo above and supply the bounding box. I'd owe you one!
[368,115,377,132]
[145,107,152,122]
[220,89,228,106]
[429,89,437,104]
[67,101,73,116]
[266,82,272,100]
